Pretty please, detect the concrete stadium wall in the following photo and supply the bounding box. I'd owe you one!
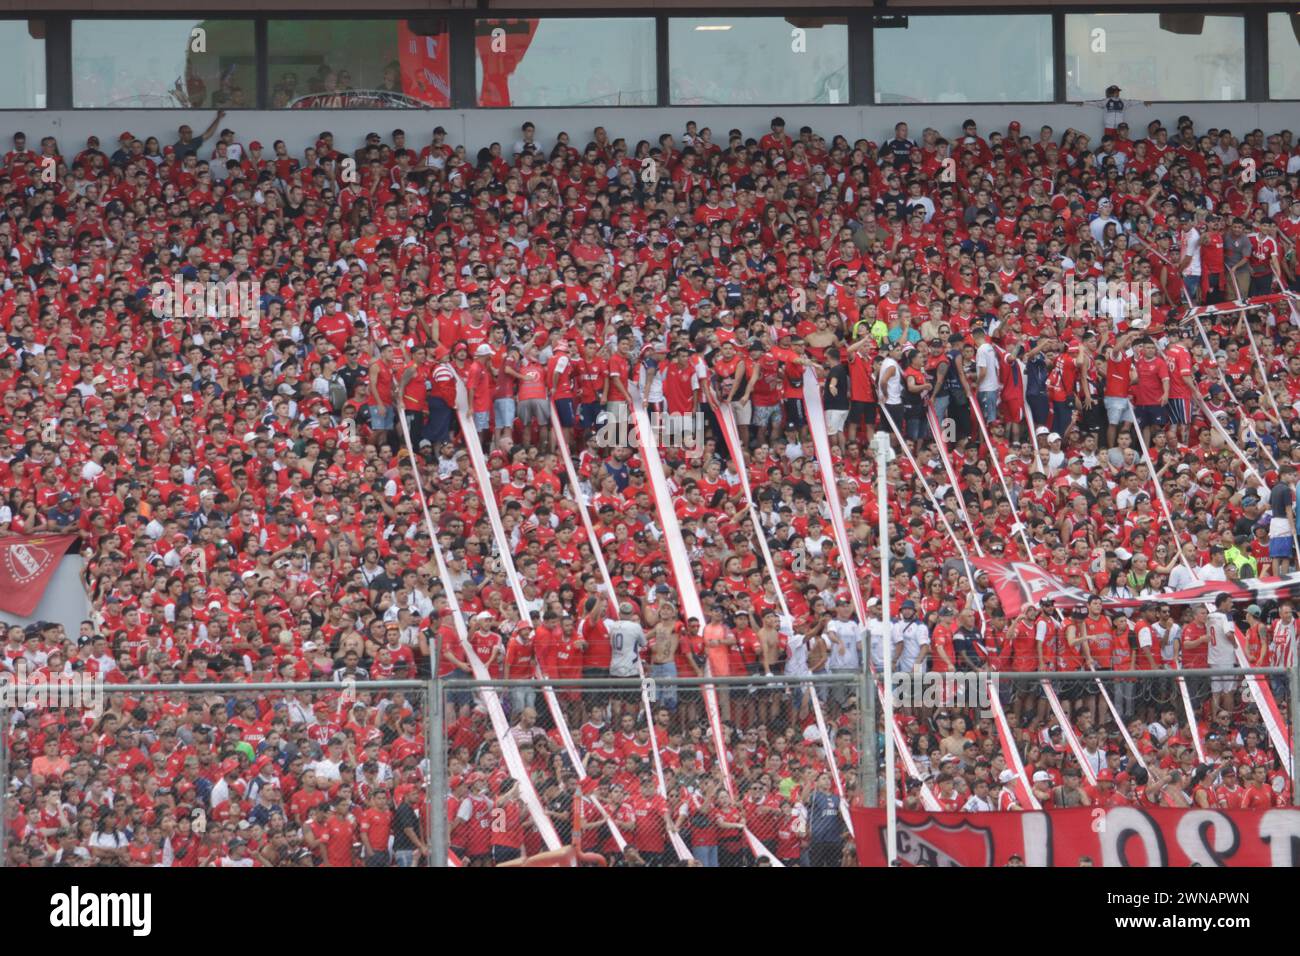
[0,556,91,644]
[0,104,1295,156]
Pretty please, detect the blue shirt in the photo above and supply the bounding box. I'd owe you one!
[808,790,842,844]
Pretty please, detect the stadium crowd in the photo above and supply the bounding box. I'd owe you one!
[1,107,1299,867]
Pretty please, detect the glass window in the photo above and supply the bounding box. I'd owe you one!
[1065,14,1245,102]
[670,18,848,105]
[72,19,255,108]
[1269,12,1300,99]
[475,18,655,107]
[873,16,1052,104]
[0,20,45,109]
[268,19,449,108]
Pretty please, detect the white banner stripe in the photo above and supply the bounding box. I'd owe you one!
[627,387,780,865]
[1232,628,1293,775]
[988,685,1041,810]
[395,410,562,850]
[450,382,627,849]
[1089,667,1145,765]
[1039,680,1098,787]
[710,394,850,832]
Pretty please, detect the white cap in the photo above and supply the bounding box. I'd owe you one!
[1048,432,1061,442]
[474,611,494,621]
[475,344,493,357]
[998,769,1017,784]
[1032,770,1052,783]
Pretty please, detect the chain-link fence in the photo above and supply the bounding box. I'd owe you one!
[870,665,1297,816]
[4,665,1295,867]
[0,679,435,868]
[431,673,866,867]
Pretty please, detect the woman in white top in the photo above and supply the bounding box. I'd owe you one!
[88,816,130,864]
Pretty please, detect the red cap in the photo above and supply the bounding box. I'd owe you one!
[249,141,263,151]
[119,131,134,141]
[1096,769,1114,782]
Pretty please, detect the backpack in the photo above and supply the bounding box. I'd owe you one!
[328,372,349,415]
[942,350,968,404]
[1025,353,1049,397]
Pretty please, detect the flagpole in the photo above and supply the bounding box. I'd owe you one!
[873,431,897,866]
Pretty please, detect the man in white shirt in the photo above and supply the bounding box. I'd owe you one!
[894,600,931,673]
[1178,213,1202,302]
[1206,593,1238,711]
[972,325,1000,424]
[825,602,863,707]
[962,778,994,812]
[1089,198,1122,244]
[1197,546,1229,584]
[594,597,647,678]
[1166,541,1200,591]
[309,738,346,784]
[1080,729,1106,778]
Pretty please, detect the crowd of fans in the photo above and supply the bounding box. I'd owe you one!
[1,106,1298,867]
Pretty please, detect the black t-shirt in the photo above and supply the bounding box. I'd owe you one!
[952,626,985,670]
[392,802,421,850]
[547,793,573,843]
[878,138,916,168]
[172,136,206,161]
[1270,482,1293,525]
[823,364,850,410]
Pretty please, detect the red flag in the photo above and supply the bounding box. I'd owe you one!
[0,534,77,617]
[475,19,538,108]
[397,20,451,107]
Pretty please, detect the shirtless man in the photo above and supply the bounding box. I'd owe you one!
[647,603,680,722]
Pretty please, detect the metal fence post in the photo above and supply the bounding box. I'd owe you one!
[1291,656,1299,807]
[0,697,8,868]
[429,676,448,866]
[862,667,877,808]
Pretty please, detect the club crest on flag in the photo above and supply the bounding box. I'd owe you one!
[892,819,996,868]
[3,539,54,585]
[972,559,1091,614]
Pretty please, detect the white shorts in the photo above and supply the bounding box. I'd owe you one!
[826,409,849,435]
[730,400,752,426]
[1104,396,1135,426]
[1210,675,1237,694]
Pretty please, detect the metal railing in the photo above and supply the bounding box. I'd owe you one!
[3,662,1295,867]
[0,679,435,868]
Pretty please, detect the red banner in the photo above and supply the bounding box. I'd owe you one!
[970,556,1300,615]
[0,534,77,617]
[852,807,1300,867]
[475,19,538,108]
[396,20,451,107]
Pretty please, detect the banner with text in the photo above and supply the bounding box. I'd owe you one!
[852,807,1300,867]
